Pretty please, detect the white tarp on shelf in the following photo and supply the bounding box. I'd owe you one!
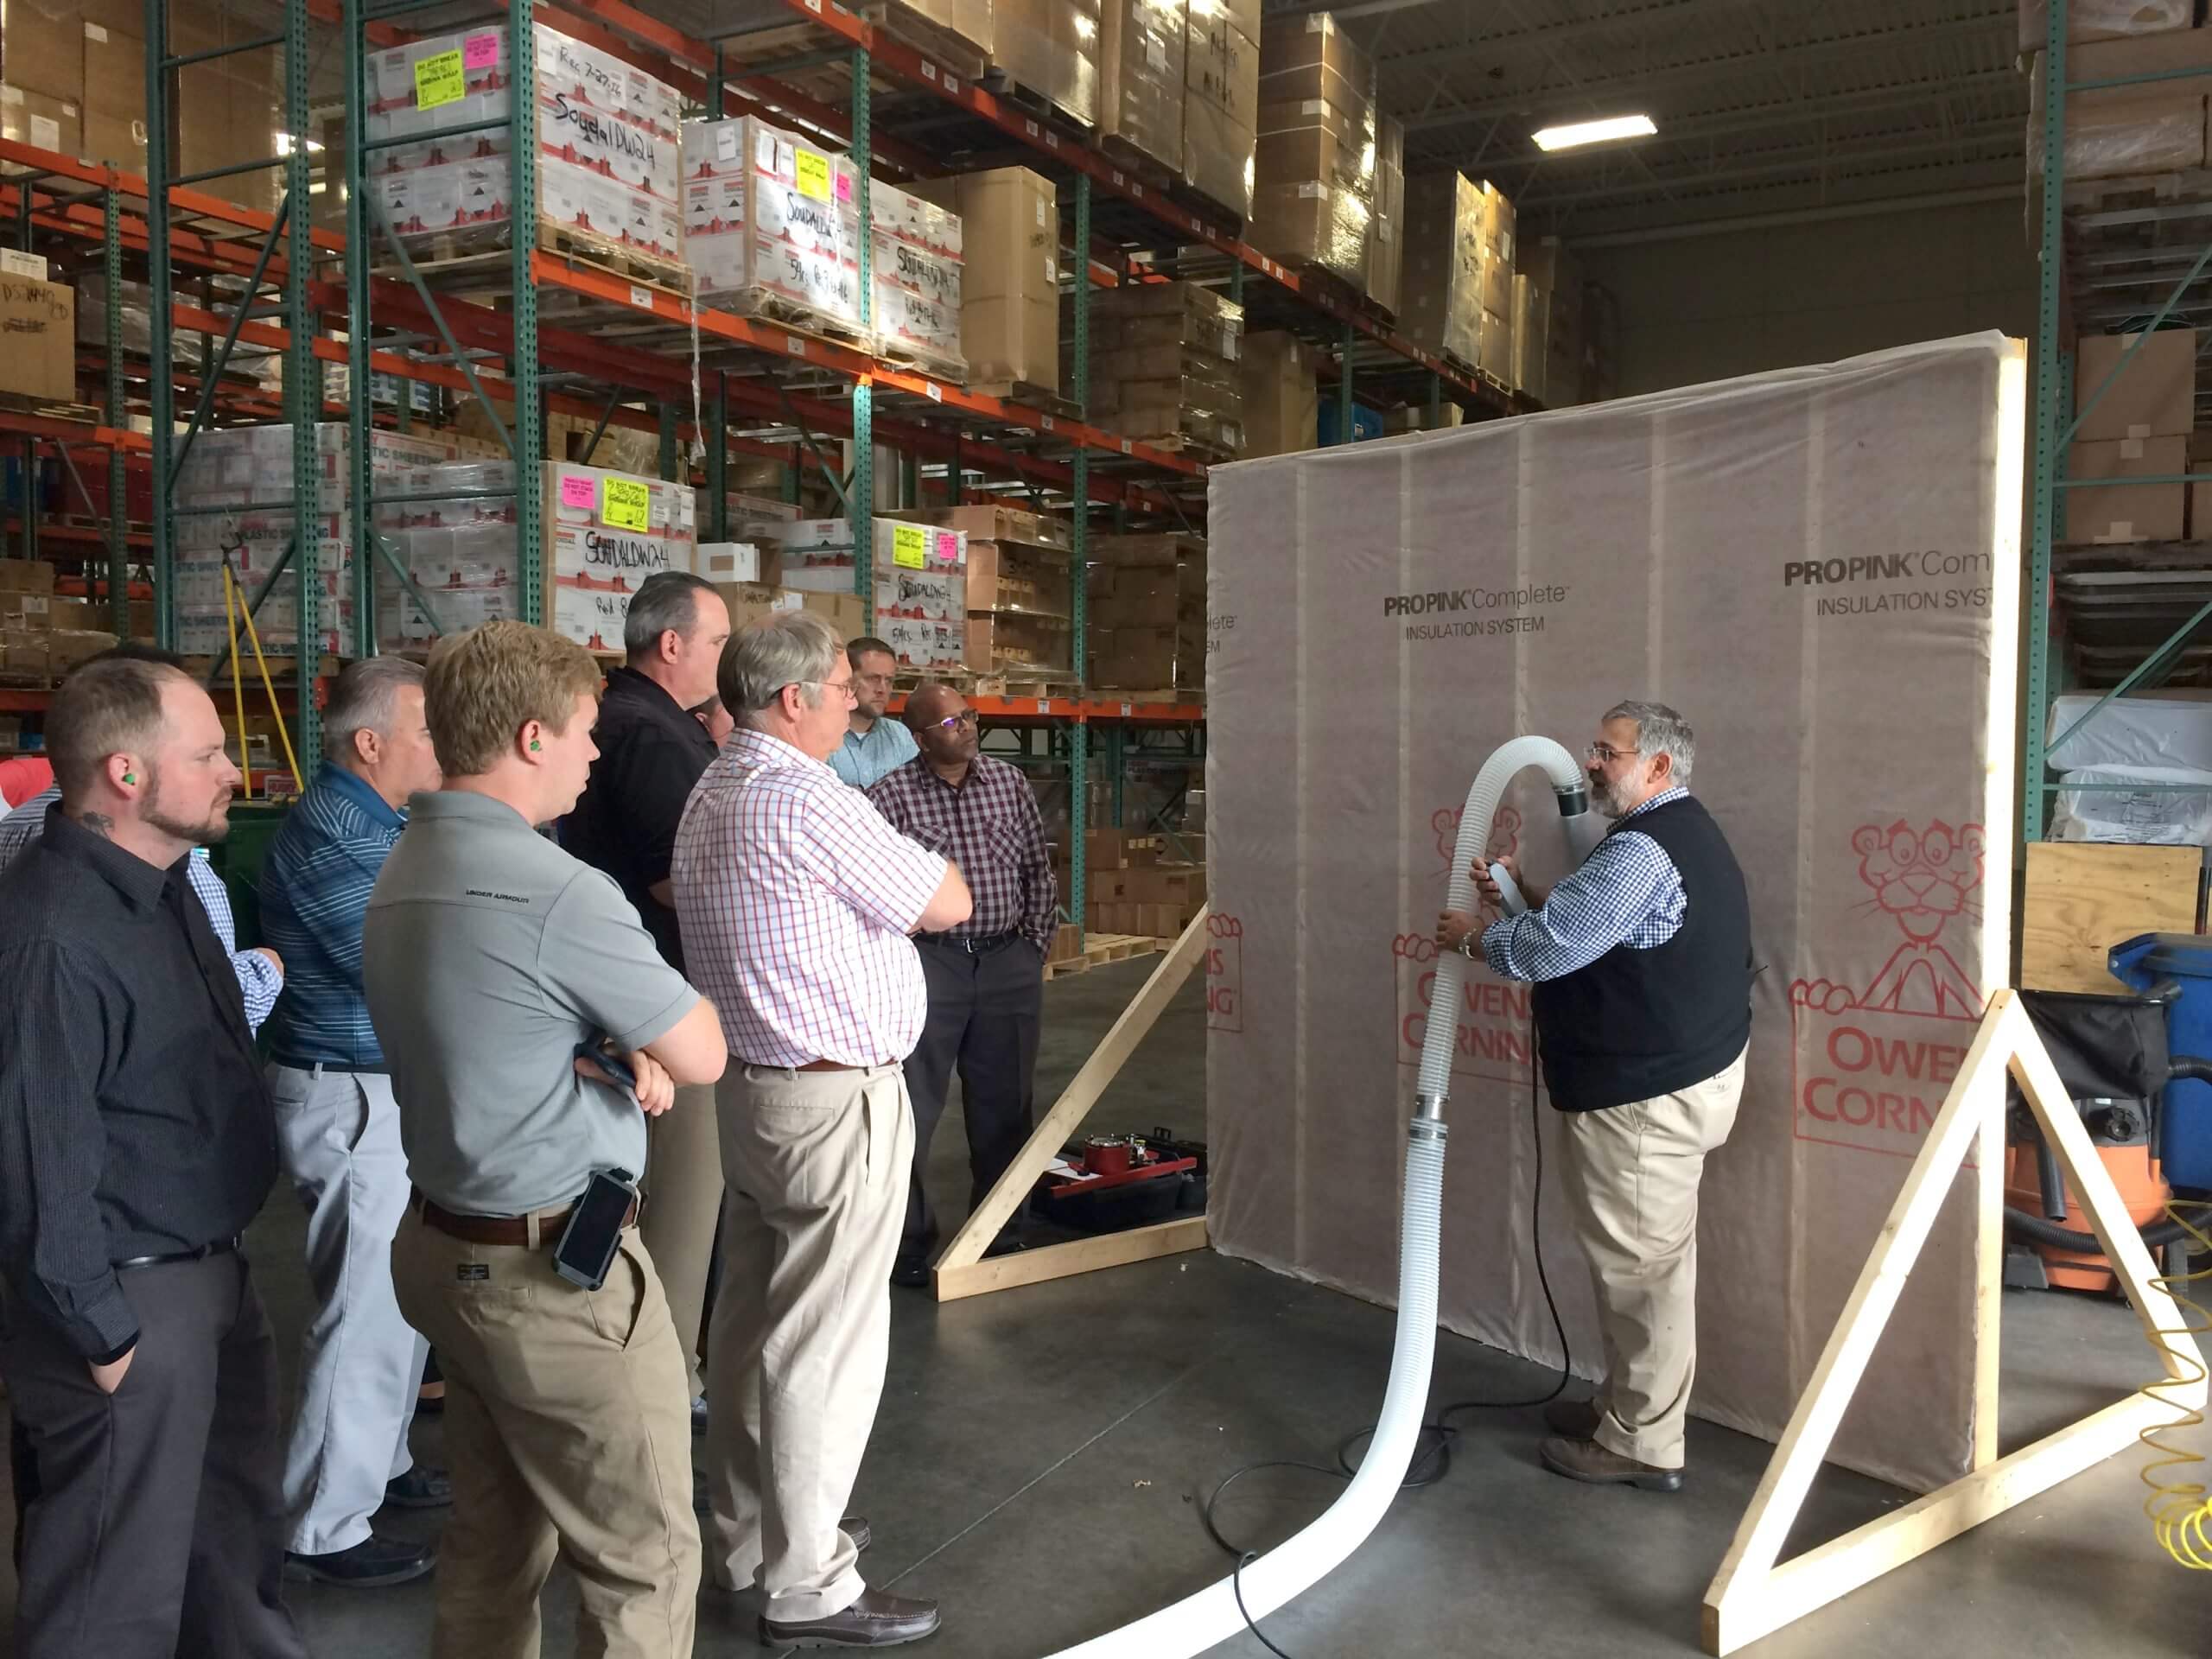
[2047,691,2212,774]
[1204,334,2025,1493]
[2050,765,2212,845]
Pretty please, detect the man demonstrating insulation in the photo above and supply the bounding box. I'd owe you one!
[1435,700,1751,1493]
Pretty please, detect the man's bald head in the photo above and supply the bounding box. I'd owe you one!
[904,681,957,731]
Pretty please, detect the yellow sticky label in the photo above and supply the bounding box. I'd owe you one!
[892,523,927,569]
[601,478,651,531]
[795,148,830,201]
[414,49,466,111]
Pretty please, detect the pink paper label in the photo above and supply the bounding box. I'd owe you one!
[935,530,959,563]
[835,169,854,204]
[463,31,499,70]
[559,474,596,510]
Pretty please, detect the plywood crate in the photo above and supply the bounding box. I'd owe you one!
[2019,841,2202,993]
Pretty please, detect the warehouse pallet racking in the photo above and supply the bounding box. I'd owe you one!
[2022,0,2212,841]
[2,0,1532,932]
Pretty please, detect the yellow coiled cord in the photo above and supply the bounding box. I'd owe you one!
[2139,1199,2212,1567]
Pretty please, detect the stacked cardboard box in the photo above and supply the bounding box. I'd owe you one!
[772,517,970,671]
[996,0,1102,128]
[0,271,74,400]
[1182,0,1258,218]
[1370,114,1404,316]
[927,504,1076,677]
[542,461,697,652]
[2065,327,2195,543]
[367,24,685,273]
[1084,827,1205,936]
[1086,531,1205,690]
[2020,0,2194,49]
[1510,273,1547,404]
[2027,27,2212,178]
[1240,330,1319,460]
[696,490,802,546]
[1249,10,1375,285]
[170,424,461,658]
[1089,281,1245,456]
[373,460,524,648]
[912,168,1060,393]
[1517,239,1582,409]
[1,0,154,168]
[1098,0,1187,178]
[1401,171,1513,384]
[683,116,866,342]
[871,180,966,380]
[715,580,867,641]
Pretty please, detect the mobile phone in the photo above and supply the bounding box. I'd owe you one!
[575,1041,638,1094]
[553,1166,638,1290]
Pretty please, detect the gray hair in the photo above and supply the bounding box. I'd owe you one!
[622,570,720,661]
[721,610,842,726]
[1605,698,1694,786]
[323,655,426,764]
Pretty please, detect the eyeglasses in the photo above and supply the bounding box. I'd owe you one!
[1586,742,1642,765]
[793,677,859,707]
[929,709,979,734]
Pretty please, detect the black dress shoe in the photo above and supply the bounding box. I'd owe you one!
[284,1532,436,1587]
[890,1255,930,1289]
[762,1587,940,1649]
[385,1465,453,1509]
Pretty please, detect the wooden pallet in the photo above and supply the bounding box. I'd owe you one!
[0,390,103,427]
[874,338,969,385]
[1089,686,1203,708]
[1098,134,1178,195]
[970,379,1080,421]
[723,0,986,86]
[1041,931,1164,981]
[382,216,693,301]
[979,68,1095,137]
[990,673,1079,701]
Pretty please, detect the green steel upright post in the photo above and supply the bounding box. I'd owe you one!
[103,185,126,636]
[512,0,543,624]
[344,0,374,662]
[2022,0,2069,842]
[16,196,31,567]
[849,48,874,620]
[1071,173,1092,938]
[1338,320,1355,443]
[144,0,174,647]
[708,375,728,538]
[286,0,323,761]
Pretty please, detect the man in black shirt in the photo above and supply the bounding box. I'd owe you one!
[0,656,305,1658]
[564,569,729,1412]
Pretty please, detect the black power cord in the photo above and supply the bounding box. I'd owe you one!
[1201,1035,1571,1658]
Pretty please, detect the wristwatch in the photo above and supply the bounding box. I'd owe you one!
[1457,931,1479,961]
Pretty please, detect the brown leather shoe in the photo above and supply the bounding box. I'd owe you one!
[1539,1434,1682,1492]
[1541,1398,1602,1440]
[761,1588,941,1649]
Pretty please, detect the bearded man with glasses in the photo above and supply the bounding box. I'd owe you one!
[865,682,1059,1289]
[1435,699,1752,1497]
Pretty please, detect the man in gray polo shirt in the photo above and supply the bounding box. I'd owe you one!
[364,620,728,1659]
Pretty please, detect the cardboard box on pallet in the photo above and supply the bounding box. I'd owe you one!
[1085,532,1205,690]
[1257,10,1372,123]
[1249,11,1375,284]
[541,460,697,653]
[367,24,684,271]
[1181,2,1257,217]
[2019,0,2193,52]
[1510,273,1548,404]
[1239,330,1319,459]
[912,168,1059,392]
[715,581,867,641]
[681,115,865,339]
[1090,281,1244,455]
[0,270,73,401]
[1519,237,1580,405]
[2191,429,2212,537]
[964,536,1073,614]
[1399,170,1484,367]
[371,459,523,648]
[920,503,1074,552]
[1370,113,1403,315]
[1098,0,1186,176]
[995,0,1101,129]
[0,559,56,594]
[2026,29,2212,178]
[80,3,145,169]
[871,179,966,381]
[965,610,1072,674]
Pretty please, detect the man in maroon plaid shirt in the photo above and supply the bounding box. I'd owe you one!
[867,681,1059,1287]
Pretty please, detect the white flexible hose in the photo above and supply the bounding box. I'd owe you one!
[1418,736,1589,1097]
[1040,734,1589,1659]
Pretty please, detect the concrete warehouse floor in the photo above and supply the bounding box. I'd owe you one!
[1,955,2204,1656]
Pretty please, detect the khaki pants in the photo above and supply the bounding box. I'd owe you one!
[1557,1046,1745,1471]
[704,1063,913,1624]
[391,1211,701,1659]
[642,1083,723,1397]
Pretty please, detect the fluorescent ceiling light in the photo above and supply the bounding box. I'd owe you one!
[1531,114,1657,151]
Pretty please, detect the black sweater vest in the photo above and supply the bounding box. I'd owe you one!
[1530,794,1752,1112]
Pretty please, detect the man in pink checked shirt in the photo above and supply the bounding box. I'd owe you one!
[671,611,971,1653]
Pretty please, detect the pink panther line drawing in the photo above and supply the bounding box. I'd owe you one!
[1794,819,1986,1018]
[1432,804,1521,879]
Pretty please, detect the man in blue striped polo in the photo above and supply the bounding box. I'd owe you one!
[259,657,450,1587]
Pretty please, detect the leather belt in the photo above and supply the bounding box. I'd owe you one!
[415,1192,637,1248]
[915,931,1018,954]
[116,1236,238,1271]
[741,1058,893,1073]
[269,1055,391,1077]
